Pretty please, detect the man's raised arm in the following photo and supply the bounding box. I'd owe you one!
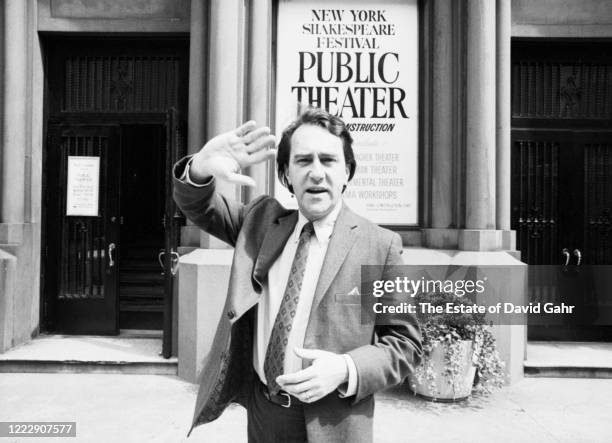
[173,121,276,246]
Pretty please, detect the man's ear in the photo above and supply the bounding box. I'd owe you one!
[285,172,294,194]
[342,166,350,193]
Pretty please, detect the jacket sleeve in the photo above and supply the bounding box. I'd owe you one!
[346,233,423,403]
[173,155,262,248]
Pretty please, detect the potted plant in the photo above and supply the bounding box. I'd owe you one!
[407,292,505,401]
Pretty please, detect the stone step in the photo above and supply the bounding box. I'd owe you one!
[120,302,164,312]
[524,341,612,379]
[121,285,165,297]
[120,271,164,284]
[0,359,177,375]
[0,334,176,375]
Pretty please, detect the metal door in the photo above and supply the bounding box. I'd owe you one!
[45,125,121,334]
[512,129,612,340]
[512,41,612,341]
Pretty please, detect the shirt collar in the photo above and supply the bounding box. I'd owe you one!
[294,200,343,244]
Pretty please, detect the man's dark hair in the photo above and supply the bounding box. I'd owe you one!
[276,108,356,194]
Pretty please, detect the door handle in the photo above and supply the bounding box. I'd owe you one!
[573,249,582,266]
[171,251,180,276]
[562,248,570,266]
[158,250,165,271]
[158,250,180,276]
[108,243,116,267]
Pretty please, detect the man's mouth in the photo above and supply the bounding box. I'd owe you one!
[305,187,328,195]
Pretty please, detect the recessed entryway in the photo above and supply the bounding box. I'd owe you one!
[41,37,187,357]
[511,41,612,342]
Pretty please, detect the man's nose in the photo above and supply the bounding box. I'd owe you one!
[308,160,324,181]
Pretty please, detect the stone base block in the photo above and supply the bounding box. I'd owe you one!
[422,229,518,252]
[177,248,233,383]
[180,225,202,247]
[501,229,516,250]
[422,228,459,249]
[459,229,503,251]
[0,223,24,244]
[0,249,17,353]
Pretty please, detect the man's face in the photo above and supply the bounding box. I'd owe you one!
[286,124,349,221]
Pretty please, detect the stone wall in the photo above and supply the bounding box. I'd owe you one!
[512,0,612,37]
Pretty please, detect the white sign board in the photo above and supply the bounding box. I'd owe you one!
[275,0,419,225]
[66,156,100,216]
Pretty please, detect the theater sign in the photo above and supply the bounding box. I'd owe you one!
[275,0,419,225]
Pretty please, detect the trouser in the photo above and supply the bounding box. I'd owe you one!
[247,380,308,443]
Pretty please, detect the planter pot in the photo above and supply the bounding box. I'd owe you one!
[408,340,477,402]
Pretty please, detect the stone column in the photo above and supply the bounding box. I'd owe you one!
[180,0,209,248]
[459,0,499,250]
[431,0,454,229]
[188,0,207,156]
[207,0,245,160]
[203,0,246,248]
[0,0,28,244]
[496,0,515,250]
[424,0,457,249]
[493,0,522,382]
[245,0,273,201]
[178,1,248,377]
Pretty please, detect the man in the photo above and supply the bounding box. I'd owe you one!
[174,108,422,442]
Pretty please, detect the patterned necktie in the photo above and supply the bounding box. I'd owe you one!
[264,221,314,393]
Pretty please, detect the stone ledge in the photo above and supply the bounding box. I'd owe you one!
[422,229,517,252]
[401,247,525,265]
[524,366,612,379]
[0,223,24,244]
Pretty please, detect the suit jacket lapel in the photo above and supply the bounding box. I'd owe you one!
[310,205,359,313]
[252,211,298,291]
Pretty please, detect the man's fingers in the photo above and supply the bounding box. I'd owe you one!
[276,367,315,386]
[281,380,315,396]
[246,134,276,153]
[234,120,257,136]
[242,126,270,144]
[224,172,256,187]
[247,148,277,165]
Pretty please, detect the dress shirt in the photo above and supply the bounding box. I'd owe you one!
[182,158,357,397]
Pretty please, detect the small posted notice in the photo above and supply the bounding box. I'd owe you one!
[66,156,100,217]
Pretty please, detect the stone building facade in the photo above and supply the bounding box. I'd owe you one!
[0,0,611,383]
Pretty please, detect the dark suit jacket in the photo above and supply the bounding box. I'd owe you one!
[173,156,422,442]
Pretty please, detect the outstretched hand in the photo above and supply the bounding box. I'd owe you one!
[190,121,276,187]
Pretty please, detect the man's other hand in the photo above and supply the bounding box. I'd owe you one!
[276,348,349,403]
[190,121,276,186]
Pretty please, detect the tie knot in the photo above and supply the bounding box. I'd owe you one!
[301,221,314,238]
